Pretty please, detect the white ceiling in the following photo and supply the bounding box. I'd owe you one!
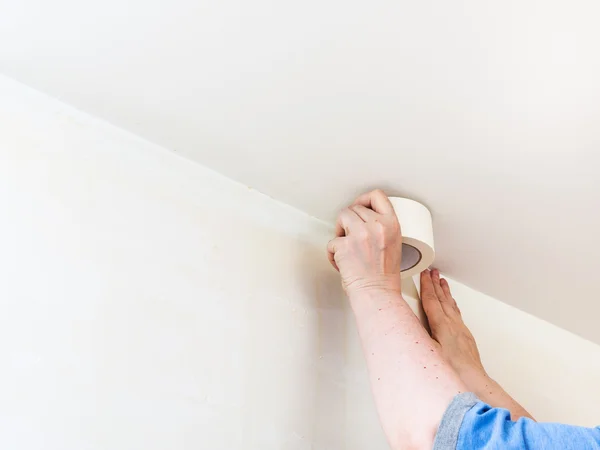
[2,0,600,343]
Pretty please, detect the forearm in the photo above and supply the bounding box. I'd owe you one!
[349,288,466,449]
[459,369,534,421]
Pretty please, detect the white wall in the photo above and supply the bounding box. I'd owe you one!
[3,0,600,345]
[0,75,348,449]
[449,277,600,427]
[1,75,599,450]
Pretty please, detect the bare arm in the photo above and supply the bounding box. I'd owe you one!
[459,370,533,421]
[420,269,534,421]
[348,289,466,448]
[327,190,466,449]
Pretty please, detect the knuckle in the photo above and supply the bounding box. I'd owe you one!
[374,227,387,247]
[373,221,386,235]
[422,292,437,302]
[335,239,347,251]
[356,227,370,242]
[333,250,345,264]
[388,218,401,232]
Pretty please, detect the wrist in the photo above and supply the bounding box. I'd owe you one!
[345,276,402,299]
[347,286,403,303]
[347,286,406,318]
[455,367,491,390]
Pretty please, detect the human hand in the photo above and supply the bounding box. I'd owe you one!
[420,269,486,377]
[327,190,403,296]
[421,269,535,420]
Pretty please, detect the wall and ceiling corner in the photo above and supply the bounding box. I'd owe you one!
[1,74,600,450]
[1,0,599,344]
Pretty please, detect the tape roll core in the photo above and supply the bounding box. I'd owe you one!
[389,197,435,280]
[401,243,422,272]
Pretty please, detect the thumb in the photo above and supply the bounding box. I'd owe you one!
[327,237,345,271]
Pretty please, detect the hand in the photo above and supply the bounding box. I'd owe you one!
[420,269,486,377]
[421,269,535,420]
[327,190,403,296]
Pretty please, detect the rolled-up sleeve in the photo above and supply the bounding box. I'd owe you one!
[434,393,600,450]
[433,393,479,449]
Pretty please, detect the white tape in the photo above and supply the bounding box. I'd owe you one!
[388,197,435,280]
[388,197,434,330]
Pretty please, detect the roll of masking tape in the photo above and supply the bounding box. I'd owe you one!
[388,197,435,330]
[388,197,435,279]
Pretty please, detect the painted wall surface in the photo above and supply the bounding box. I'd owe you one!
[1,76,599,450]
[0,75,348,449]
[2,0,600,345]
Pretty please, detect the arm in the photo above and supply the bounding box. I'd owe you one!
[327,190,466,449]
[459,370,533,421]
[418,275,600,448]
[419,269,534,421]
[349,289,467,448]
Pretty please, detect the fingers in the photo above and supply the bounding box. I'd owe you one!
[350,204,378,222]
[440,278,452,299]
[352,189,394,215]
[420,269,444,322]
[335,208,364,237]
[420,269,461,320]
[440,278,460,314]
[431,269,448,304]
[327,248,339,271]
[327,237,345,271]
[431,269,459,314]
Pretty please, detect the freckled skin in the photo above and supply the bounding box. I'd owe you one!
[421,269,534,421]
[328,189,534,449]
[327,190,468,449]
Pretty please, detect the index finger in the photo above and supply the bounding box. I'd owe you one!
[352,189,394,215]
[420,269,445,322]
[335,207,364,237]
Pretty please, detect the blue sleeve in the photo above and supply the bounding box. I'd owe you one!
[458,401,600,450]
